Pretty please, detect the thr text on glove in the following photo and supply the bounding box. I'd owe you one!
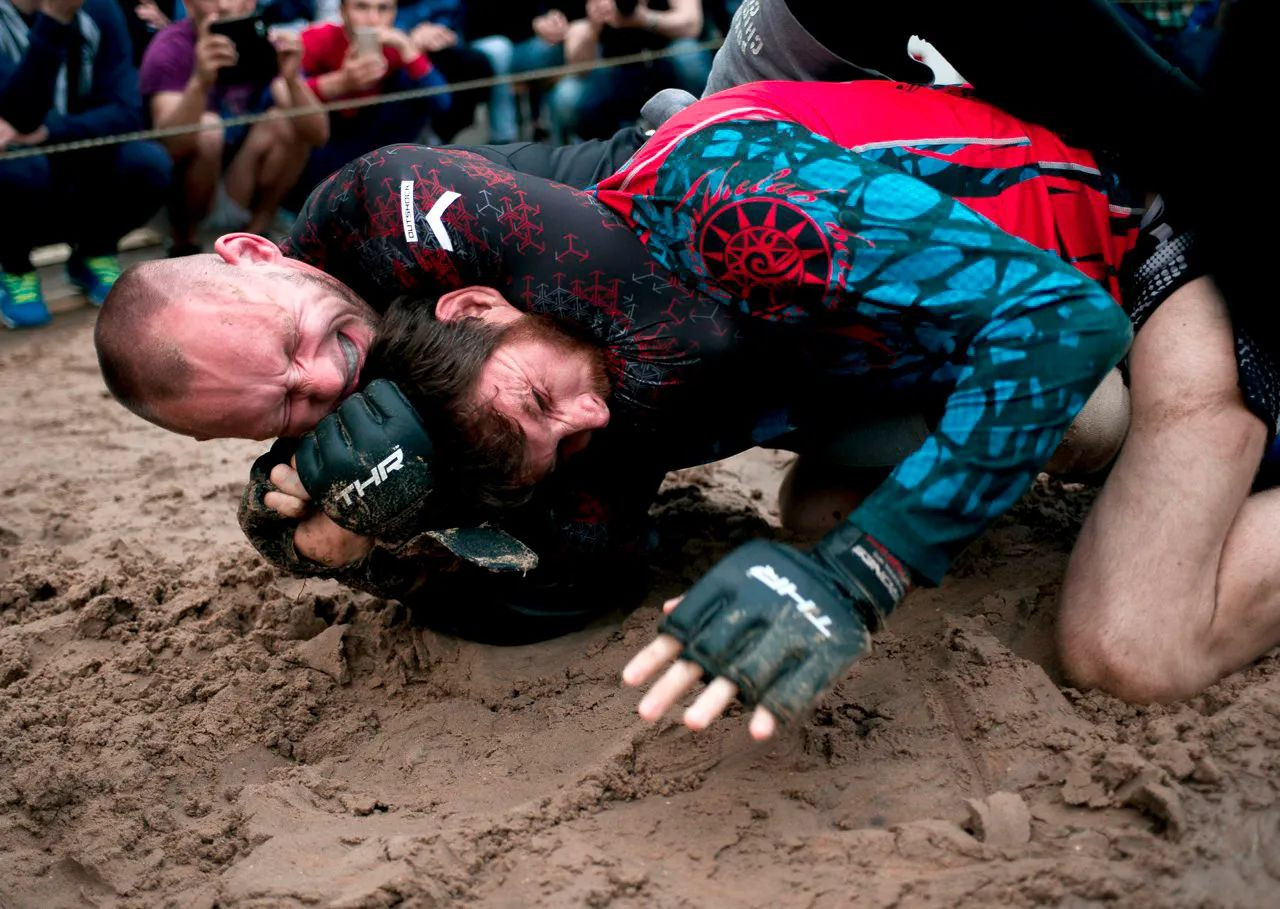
[621,524,912,740]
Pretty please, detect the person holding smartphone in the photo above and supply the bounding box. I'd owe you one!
[139,0,327,256]
[548,0,707,142]
[293,0,448,208]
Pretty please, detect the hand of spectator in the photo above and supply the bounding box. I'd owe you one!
[410,21,456,54]
[264,459,374,568]
[39,0,84,25]
[193,18,237,89]
[532,9,569,43]
[378,26,418,60]
[339,46,389,94]
[134,0,169,29]
[272,29,304,82]
[585,0,619,28]
[294,512,376,567]
[0,117,48,149]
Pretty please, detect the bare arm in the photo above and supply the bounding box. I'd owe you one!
[150,20,232,157]
[269,30,328,146]
[563,16,601,63]
[633,0,701,40]
[150,85,214,157]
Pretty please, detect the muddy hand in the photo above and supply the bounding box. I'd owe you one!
[623,620,779,739]
[264,458,310,518]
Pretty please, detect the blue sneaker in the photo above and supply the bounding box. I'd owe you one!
[65,254,122,307]
[1266,434,1280,469]
[0,269,51,329]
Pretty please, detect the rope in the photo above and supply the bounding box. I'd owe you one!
[0,36,722,162]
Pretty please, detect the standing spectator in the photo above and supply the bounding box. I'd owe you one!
[293,0,448,203]
[551,0,705,141]
[139,0,327,256]
[466,0,584,142]
[393,0,492,140]
[0,0,170,328]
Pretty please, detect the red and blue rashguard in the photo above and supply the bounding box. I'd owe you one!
[592,80,1135,583]
[597,80,1143,305]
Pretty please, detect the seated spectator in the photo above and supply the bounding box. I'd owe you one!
[117,0,175,66]
[139,0,327,256]
[550,0,706,141]
[393,0,493,141]
[292,0,449,204]
[466,1,584,143]
[1,0,170,328]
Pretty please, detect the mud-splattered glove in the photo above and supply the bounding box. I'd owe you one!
[238,437,443,599]
[658,526,911,723]
[294,379,437,545]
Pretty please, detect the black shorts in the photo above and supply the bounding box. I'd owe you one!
[1120,197,1280,437]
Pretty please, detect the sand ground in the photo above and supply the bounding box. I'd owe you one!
[2,303,1279,908]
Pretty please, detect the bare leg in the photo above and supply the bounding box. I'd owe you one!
[168,113,224,248]
[778,461,887,538]
[1058,277,1280,702]
[223,116,310,234]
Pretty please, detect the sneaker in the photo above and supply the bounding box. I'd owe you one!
[0,269,51,329]
[65,254,122,307]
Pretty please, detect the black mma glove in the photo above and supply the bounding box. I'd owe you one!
[238,437,458,600]
[294,379,438,545]
[658,524,912,724]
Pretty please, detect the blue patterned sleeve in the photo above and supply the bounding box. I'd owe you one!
[613,118,1132,582]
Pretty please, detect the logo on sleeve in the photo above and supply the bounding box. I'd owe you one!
[400,181,419,244]
[426,190,461,252]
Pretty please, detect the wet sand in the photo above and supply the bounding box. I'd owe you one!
[2,310,1278,907]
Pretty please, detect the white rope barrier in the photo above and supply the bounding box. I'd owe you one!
[0,37,722,162]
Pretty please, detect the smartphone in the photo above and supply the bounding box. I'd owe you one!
[355,27,382,58]
[208,14,279,86]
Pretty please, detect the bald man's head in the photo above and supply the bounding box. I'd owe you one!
[95,258,206,427]
[94,239,379,440]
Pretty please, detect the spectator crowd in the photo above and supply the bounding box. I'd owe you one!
[2,0,1233,330]
[1,0,725,328]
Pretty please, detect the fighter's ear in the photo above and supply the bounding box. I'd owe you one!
[214,233,284,265]
[435,286,524,326]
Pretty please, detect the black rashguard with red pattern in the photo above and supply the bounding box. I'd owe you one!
[282,143,744,429]
[276,144,753,623]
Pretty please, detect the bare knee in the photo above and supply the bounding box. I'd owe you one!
[250,118,310,157]
[1058,587,1213,703]
[194,122,224,160]
[778,458,884,538]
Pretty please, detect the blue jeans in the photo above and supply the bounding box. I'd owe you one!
[548,38,711,142]
[0,141,170,272]
[472,35,566,142]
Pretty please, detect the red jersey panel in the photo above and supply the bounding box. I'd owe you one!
[594,80,1142,301]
